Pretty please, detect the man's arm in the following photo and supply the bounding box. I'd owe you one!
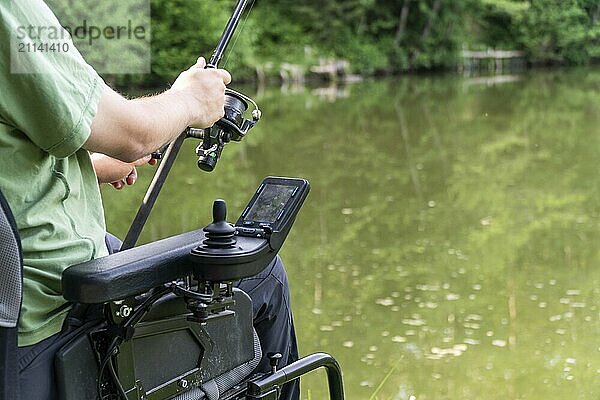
[85,57,231,162]
[91,153,156,189]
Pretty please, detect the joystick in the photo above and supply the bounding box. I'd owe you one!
[203,200,237,248]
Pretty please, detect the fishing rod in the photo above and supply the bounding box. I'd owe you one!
[207,0,248,68]
[121,0,260,251]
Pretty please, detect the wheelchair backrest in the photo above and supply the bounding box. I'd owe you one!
[0,189,23,400]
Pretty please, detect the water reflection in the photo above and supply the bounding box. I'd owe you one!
[103,68,600,399]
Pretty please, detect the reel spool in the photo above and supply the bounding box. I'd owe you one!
[195,89,261,172]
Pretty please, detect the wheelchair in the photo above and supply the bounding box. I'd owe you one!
[0,178,345,400]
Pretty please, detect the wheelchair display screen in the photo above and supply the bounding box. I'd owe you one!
[245,184,296,223]
[236,177,310,235]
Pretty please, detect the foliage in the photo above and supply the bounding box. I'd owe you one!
[518,0,598,64]
[50,0,600,83]
[150,0,257,83]
[474,0,600,65]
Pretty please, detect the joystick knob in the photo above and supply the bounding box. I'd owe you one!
[203,199,237,248]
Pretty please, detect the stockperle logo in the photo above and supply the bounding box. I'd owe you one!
[10,0,151,74]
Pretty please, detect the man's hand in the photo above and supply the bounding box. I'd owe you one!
[171,57,232,129]
[86,57,231,163]
[91,153,157,189]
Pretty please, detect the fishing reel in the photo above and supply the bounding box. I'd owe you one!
[193,89,261,172]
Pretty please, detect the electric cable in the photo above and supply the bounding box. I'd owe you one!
[108,356,129,399]
[97,337,120,400]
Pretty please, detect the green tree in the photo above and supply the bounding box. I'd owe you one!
[519,0,597,64]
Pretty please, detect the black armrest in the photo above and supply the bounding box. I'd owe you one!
[62,230,203,304]
[62,228,276,304]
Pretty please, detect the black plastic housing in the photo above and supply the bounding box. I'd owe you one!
[55,290,255,400]
[236,177,310,234]
[189,235,273,281]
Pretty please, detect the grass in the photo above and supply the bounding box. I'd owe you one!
[368,359,402,400]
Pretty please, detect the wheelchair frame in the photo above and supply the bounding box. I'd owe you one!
[60,223,345,400]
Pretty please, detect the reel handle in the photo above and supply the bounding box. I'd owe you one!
[196,89,261,172]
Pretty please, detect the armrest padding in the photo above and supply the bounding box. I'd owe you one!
[62,230,203,304]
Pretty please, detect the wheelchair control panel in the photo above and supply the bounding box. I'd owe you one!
[188,177,310,282]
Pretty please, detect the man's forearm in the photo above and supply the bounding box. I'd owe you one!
[86,58,230,163]
[90,153,134,184]
[86,86,192,162]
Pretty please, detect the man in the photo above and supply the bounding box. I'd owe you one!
[0,1,298,399]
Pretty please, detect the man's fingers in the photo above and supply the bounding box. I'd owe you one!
[126,168,137,185]
[132,155,152,166]
[111,180,125,190]
[219,69,232,85]
[195,57,207,69]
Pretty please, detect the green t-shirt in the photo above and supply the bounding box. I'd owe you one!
[0,1,108,346]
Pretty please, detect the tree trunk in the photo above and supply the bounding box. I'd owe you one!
[411,0,443,65]
[395,0,411,46]
[593,4,600,25]
[422,0,443,42]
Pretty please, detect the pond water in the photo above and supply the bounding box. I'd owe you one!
[103,68,600,400]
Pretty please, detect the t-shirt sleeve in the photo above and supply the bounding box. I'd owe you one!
[0,1,104,159]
